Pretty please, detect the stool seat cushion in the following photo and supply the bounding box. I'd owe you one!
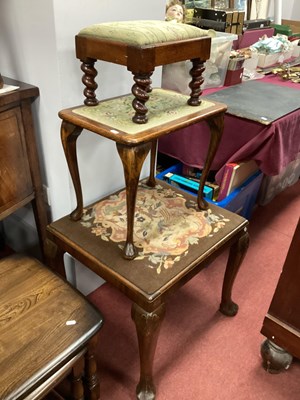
[78,20,213,46]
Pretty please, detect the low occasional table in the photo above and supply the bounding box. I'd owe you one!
[47,180,249,399]
[58,89,226,260]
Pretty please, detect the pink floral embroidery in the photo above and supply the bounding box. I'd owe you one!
[81,184,229,274]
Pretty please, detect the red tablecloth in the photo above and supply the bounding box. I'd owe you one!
[158,75,300,184]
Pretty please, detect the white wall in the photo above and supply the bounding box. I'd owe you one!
[0,0,165,293]
[267,0,300,20]
[0,0,165,220]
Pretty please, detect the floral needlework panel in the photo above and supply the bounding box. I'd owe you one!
[72,88,214,135]
[81,184,230,275]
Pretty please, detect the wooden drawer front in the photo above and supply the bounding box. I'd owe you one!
[0,107,33,213]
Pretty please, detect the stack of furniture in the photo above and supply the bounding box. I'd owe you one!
[46,20,250,399]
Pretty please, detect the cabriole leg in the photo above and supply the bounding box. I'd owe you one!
[60,121,84,221]
[197,112,224,210]
[116,142,152,259]
[146,140,158,188]
[220,228,250,316]
[131,303,166,400]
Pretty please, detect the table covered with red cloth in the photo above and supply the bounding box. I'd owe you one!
[158,75,300,184]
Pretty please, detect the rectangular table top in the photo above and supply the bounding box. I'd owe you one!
[203,80,300,125]
[159,75,300,183]
[59,88,227,145]
[47,180,247,310]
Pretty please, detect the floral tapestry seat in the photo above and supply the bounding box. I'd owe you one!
[48,180,249,300]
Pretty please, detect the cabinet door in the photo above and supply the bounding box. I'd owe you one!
[268,219,300,329]
[0,106,33,217]
[261,219,300,359]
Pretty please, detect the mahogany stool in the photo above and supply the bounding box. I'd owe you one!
[0,254,104,400]
[75,20,212,123]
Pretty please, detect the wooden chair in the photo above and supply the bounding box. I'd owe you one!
[0,254,104,400]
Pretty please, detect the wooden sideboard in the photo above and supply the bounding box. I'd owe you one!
[0,77,48,258]
[260,218,300,373]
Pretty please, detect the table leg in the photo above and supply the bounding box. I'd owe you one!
[71,356,85,400]
[84,335,100,400]
[131,303,166,400]
[45,237,67,278]
[145,140,157,188]
[197,112,225,210]
[116,142,152,259]
[21,100,50,261]
[131,72,153,124]
[61,121,84,221]
[219,228,249,316]
[80,58,99,106]
[188,58,205,106]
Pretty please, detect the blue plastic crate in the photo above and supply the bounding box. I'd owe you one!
[156,163,263,219]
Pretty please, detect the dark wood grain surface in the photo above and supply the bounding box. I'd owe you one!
[0,254,103,400]
[0,77,49,260]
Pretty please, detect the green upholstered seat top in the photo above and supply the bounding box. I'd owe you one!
[78,20,214,46]
[72,88,214,135]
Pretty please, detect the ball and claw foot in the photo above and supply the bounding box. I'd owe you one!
[219,301,239,317]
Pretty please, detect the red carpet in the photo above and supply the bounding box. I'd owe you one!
[88,181,300,399]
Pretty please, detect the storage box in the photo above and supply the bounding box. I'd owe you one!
[271,24,293,37]
[257,154,300,206]
[224,67,244,86]
[242,52,259,74]
[162,31,237,92]
[292,41,300,58]
[257,53,280,68]
[156,163,263,219]
[202,31,238,89]
[193,8,244,34]
[257,50,293,68]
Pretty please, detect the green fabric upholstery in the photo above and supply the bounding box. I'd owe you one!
[78,20,213,46]
[72,88,214,135]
